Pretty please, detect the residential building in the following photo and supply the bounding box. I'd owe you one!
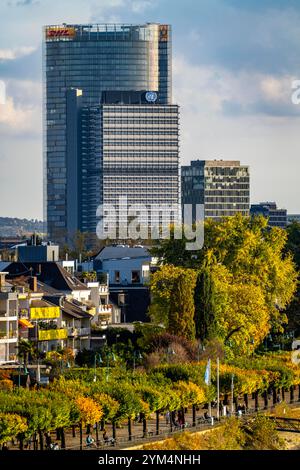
[250,202,287,228]
[44,23,175,243]
[181,160,250,223]
[9,274,92,355]
[17,243,59,263]
[0,272,18,364]
[93,245,152,322]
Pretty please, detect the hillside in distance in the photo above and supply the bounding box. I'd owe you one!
[0,217,44,238]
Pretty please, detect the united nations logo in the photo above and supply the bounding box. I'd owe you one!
[145,91,158,103]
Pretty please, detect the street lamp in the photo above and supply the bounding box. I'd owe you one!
[133,351,143,371]
[106,351,116,382]
[93,352,103,382]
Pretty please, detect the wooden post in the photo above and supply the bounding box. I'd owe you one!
[281,388,285,402]
[244,394,248,410]
[112,421,116,440]
[72,425,76,438]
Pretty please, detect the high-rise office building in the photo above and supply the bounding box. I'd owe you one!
[78,91,179,235]
[43,23,176,242]
[181,160,250,222]
[250,202,287,228]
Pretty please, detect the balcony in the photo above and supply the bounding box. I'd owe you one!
[67,327,90,337]
[30,306,60,320]
[99,285,109,294]
[99,304,112,314]
[38,328,67,341]
[0,331,18,341]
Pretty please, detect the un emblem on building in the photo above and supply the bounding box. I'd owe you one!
[145,91,158,103]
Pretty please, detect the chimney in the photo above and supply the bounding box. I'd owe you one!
[29,276,38,292]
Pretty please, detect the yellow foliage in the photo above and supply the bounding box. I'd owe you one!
[75,396,103,425]
[0,379,13,391]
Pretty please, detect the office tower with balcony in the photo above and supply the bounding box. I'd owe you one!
[181,160,250,222]
[43,23,178,242]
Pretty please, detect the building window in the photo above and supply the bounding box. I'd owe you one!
[114,271,120,283]
[131,271,140,284]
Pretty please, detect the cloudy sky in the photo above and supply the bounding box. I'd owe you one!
[0,0,300,219]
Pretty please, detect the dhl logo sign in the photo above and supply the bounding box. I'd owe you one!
[46,27,76,39]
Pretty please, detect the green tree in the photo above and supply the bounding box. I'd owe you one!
[150,265,197,340]
[16,339,37,366]
[0,413,28,445]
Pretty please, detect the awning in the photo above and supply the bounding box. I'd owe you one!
[19,319,34,328]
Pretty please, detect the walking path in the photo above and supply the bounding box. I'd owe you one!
[7,394,300,451]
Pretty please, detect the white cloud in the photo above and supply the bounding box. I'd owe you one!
[173,55,298,117]
[131,0,154,13]
[0,46,36,60]
[173,55,300,212]
[0,95,40,135]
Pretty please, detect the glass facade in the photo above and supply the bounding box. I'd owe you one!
[250,202,287,228]
[43,23,172,241]
[181,160,250,221]
[102,103,179,232]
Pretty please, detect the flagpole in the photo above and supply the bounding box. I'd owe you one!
[217,357,220,421]
[208,359,211,418]
[231,374,234,414]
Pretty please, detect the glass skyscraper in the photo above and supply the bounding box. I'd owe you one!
[43,23,175,242]
[181,160,250,222]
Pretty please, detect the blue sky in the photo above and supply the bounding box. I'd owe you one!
[0,0,300,218]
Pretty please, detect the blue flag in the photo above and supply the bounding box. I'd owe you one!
[204,359,211,385]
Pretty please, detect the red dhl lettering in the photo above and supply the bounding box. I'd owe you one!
[46,28,75,38]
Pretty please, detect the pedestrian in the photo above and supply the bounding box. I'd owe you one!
[52,442,60,450]
[165,411,170,425]
[86,434,95,448]
[103,429,115,446]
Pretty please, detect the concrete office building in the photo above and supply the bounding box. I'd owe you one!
[250,202,287,228]
[181,160,250,222]
[43,23,177,243]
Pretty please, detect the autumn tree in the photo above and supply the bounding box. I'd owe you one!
[0,413,28,445]
[150,215,297,352]
[150,265,197,340]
